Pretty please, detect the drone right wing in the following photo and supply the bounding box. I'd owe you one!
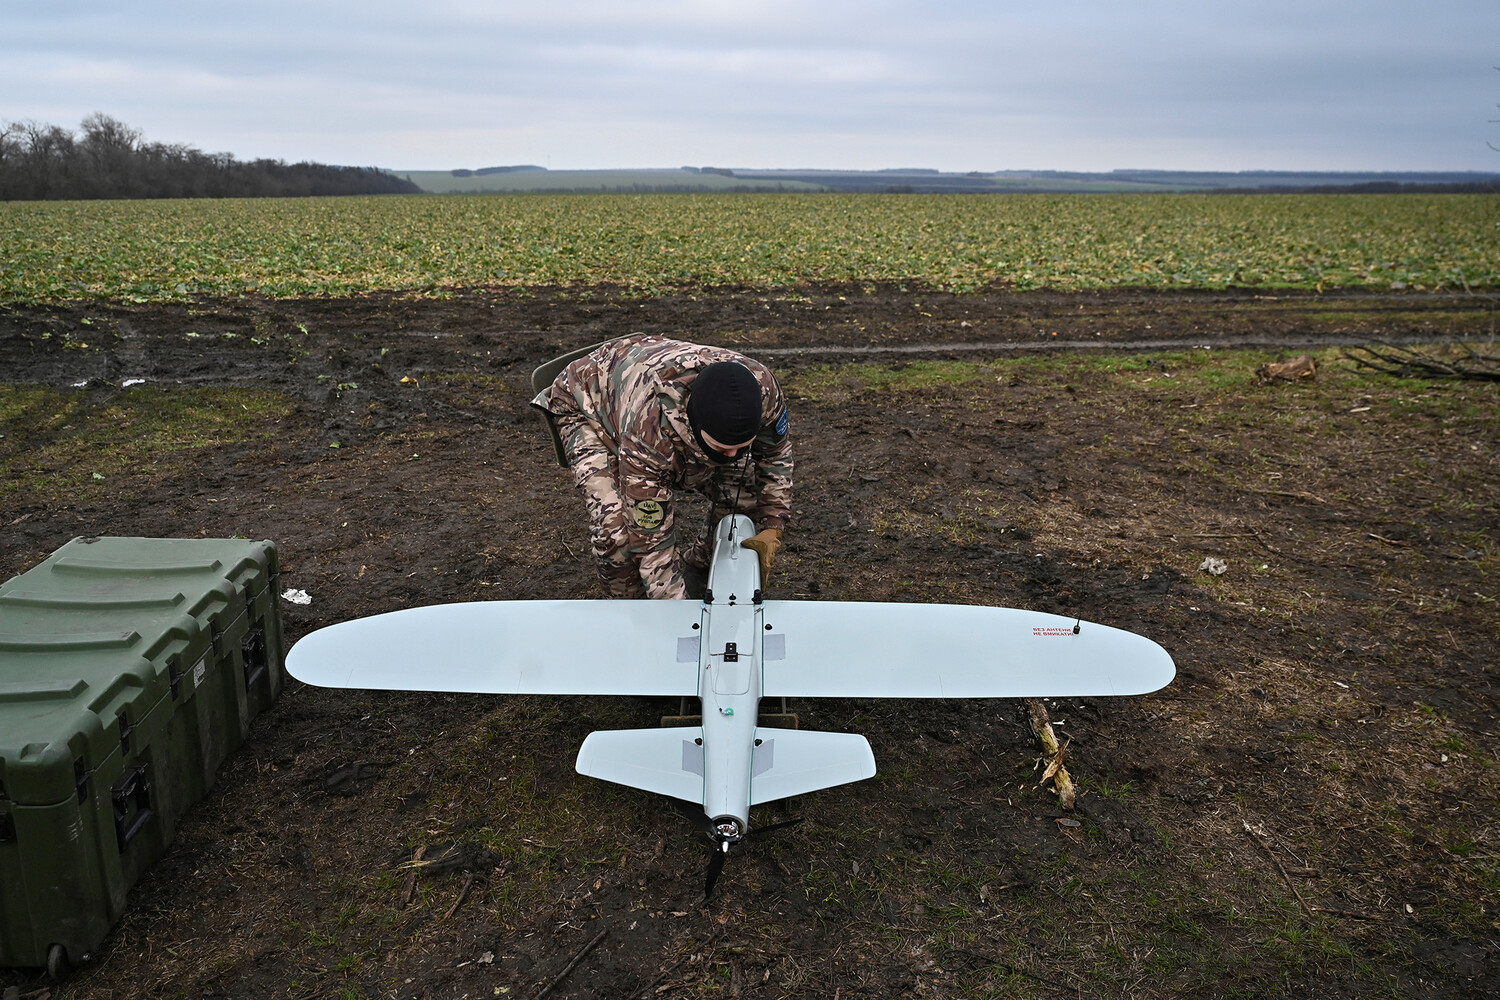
[758,601,1174,700]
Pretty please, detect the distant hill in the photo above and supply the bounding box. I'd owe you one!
[397,166,1500,195]
[449,165,546,177]
[396,167,823,194]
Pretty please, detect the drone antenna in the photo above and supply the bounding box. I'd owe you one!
[730,448,752,519]
[707,448,755,544]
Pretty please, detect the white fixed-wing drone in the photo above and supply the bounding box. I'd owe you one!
[287,514,1174,894]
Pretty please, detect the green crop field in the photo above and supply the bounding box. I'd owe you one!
[0,192,1494,303]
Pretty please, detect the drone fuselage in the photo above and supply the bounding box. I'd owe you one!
[693,515,768,839]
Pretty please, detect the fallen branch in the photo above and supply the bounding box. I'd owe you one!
[400,846,426,909]
[443,874,477,920]
[534,926,608,1000]
[1027,699,1075,810]
[1243,821,1316,920]
[635,931,721,999]
[1342,342,1500,382]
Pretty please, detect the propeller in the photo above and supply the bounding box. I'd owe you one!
[703,817,743,898]
[669,800,804,899]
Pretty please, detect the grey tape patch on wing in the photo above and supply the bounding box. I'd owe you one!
[682,740,705,776]
[753,739,774,777]
[763,634,786,661]
[677,636,701,662]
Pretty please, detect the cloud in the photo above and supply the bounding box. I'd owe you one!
[3,0,1497,170]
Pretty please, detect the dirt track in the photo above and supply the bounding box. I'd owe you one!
[1,285,1498,999]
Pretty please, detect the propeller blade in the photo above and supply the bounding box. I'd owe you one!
[669,798,717,836]
[670,801,797,900]
[704,842,728,900]
[752,816,804,836]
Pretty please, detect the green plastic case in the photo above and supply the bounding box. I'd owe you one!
[0,537,284,973]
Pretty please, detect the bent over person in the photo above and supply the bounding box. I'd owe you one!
[531,335,792,600]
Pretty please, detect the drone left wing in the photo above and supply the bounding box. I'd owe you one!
[287,600,702,696]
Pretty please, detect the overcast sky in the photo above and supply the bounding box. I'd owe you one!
[3,1,1497,173]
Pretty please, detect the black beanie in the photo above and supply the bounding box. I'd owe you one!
[687,361,762,445]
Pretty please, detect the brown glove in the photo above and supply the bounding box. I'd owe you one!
[740,527,783,582]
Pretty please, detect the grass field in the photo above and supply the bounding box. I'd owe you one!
[3,310,1495,997]
[0,192,1494,303]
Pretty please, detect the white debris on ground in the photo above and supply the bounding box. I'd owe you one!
[1198,557,1228,576]
[281,589,312,606]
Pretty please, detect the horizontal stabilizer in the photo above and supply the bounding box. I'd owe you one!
[576,728,705,802]
[749,728,876,805]
[760,601,1174,699]
[287,600,701,696]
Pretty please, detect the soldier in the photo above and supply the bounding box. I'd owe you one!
[531,335,792,600]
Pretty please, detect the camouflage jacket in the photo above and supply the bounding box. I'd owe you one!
[532,334,793,560]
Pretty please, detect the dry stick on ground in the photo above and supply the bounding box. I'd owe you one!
[533,926,608,1000]
[1027,699,1075,810]
[443,874,477,920]
[1242,821,1316,920]
[1241,486,1328,505]
[1342,342,1500,382]
[1367,532,1410,547]
[400,846,426,909]
[636,932,722,999]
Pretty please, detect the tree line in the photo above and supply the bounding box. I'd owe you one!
[0,114,421,200]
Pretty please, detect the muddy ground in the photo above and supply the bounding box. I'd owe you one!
[1,285,1498,999]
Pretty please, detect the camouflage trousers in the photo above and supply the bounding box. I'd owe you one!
[553,412,755,599]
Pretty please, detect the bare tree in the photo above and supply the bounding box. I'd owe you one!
[0,114,420,200]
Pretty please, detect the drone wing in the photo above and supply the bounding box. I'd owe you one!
[759,601,1174,699]
[576,727,706,802]
[288,598,1173,699]
[574,726,876,805]
[286,600,702,696]
[748,728,876,805]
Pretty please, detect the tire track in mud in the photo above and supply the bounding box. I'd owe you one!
[756,331,1497,357]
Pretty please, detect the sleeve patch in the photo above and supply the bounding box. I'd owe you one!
[631,499,667,529]
[775,408,789,437]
